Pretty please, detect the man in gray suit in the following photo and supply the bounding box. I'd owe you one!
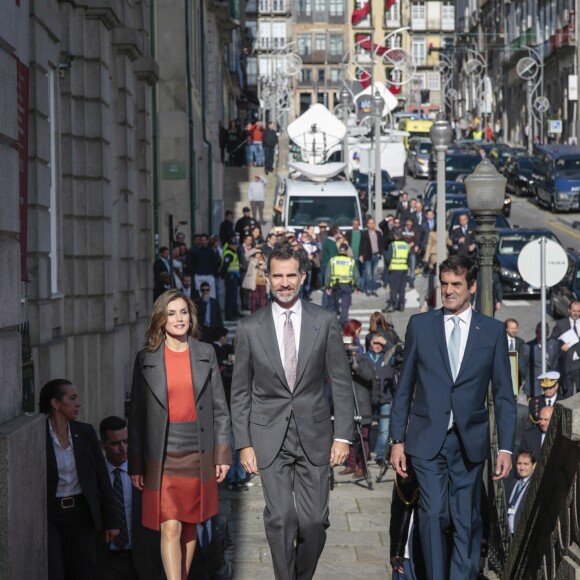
[231,246,354,580]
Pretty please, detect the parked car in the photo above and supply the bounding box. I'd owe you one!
[532,144,580,212]
[550,249,580,318]
[432,193,469,213]
[350,169,400,209]
[423,180,466,207]
[495,228,561,296]
[428,149,482,181]
[503,155,538,197]
[406,139,432,178]
[446,208,511,234]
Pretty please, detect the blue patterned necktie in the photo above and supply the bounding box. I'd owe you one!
[113,468,129,549]
[448,316,461,380]
[509,479,526,509]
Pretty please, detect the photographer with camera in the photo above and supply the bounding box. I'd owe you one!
[340,324,372,479]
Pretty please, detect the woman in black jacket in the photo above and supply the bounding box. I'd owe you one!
[41,379,118,579]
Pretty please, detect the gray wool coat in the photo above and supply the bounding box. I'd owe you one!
[128,336,231,529]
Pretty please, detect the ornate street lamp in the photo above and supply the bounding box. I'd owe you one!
[372,91,385,224]
[465,157,508,569]
[340,85,352,166]
[429,112,453,307]
[465,158,506,317]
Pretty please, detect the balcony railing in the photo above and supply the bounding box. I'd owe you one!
[502,397,580,579]
[411,18,426,30]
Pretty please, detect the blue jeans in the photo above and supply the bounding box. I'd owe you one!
[374,402,391,461]
[408,253,416,284]
[252,142,263,166]
[364,255,380,293]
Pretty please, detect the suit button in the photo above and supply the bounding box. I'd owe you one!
[286,416,289,422]
[201,427,205,432]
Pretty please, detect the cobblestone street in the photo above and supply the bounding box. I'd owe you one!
[220,461,394,578]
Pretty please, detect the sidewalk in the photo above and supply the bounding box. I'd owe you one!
[218,460,394,578]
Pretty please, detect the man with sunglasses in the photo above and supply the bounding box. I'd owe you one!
[195,282,224,343]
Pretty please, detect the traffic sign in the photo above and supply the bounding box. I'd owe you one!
[548,119,562,134]
[517,238,568,288]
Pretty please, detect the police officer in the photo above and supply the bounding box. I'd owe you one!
[220,236,242,321]
[384,230,409,313]
[324,242,360,326]
[528,371,561,425]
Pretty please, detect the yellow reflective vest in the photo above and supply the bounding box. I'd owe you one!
[221,247,239,273]
[389,241,409,271]
[329,255,355,286]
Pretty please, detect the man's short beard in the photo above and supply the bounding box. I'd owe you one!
[270,285,301,304]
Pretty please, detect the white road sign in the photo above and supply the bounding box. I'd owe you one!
[517,238,568,288]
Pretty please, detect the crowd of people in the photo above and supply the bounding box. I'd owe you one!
[44,183,580,579]
[219,119,278,173]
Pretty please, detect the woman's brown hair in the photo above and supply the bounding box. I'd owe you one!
[369,311,388,333]
[144,289,200,351]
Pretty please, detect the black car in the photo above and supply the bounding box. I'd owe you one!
[446,208,511,234]
[350,169,399,209]
[503,155,538,197]
[495,228,561,296]
[550,249,580,318]
[428,150,482,181]
[423,180,466,208]
[432,193,469,213]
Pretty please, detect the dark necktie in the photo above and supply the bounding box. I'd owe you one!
[205,301,211,327]
[574,321,578,337]
[547,399,552,406]
[509,479,526,509]
[510,339,515,351]
[283,311,297,391]
[113,468,129,549]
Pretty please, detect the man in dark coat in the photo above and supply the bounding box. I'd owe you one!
[551,300,580,398]
[358,217,383,296]
[219,211,236,247]
[234,207,256,237]
[520,405,553,459]
[188,514,234,580]
[196,282,225,343]
[523,323,560,399]
[528,371,561,425]
[450,212,477,258]
[263,121,279,174]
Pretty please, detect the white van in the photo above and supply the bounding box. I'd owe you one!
[278,174,363,234]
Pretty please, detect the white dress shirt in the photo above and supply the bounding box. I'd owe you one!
[271,300,348,443]
[272,299,302,371]
[106,460,133,550]
[508,476,530,534]
[48,421,83,497]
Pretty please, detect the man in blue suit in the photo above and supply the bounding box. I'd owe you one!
[389,255,516,579]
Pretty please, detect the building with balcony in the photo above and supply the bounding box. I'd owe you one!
[458,0,577,144]
[244,0,293,124]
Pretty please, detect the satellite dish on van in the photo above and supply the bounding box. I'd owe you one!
[288,161,347,182]
[287,104,347,164]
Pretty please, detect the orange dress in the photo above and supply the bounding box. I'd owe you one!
[155,346,216,525]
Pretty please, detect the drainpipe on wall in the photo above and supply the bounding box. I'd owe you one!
[200,0,214,233]
[185,0,197,239]
[150,0,160,254]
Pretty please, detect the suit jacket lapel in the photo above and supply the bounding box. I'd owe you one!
[142,347,168,409]
[295,300,320,389]
[256,304,289,389]
[433,309,453,380]
[188,337,212,401]
[456,310,481,381]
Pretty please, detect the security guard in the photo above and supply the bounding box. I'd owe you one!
[220,236,242,321]
[324,242,360,326]
[384,230,409,313]
[528,371,561,425]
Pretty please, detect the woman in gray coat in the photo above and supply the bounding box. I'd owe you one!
[128,289,231,580]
